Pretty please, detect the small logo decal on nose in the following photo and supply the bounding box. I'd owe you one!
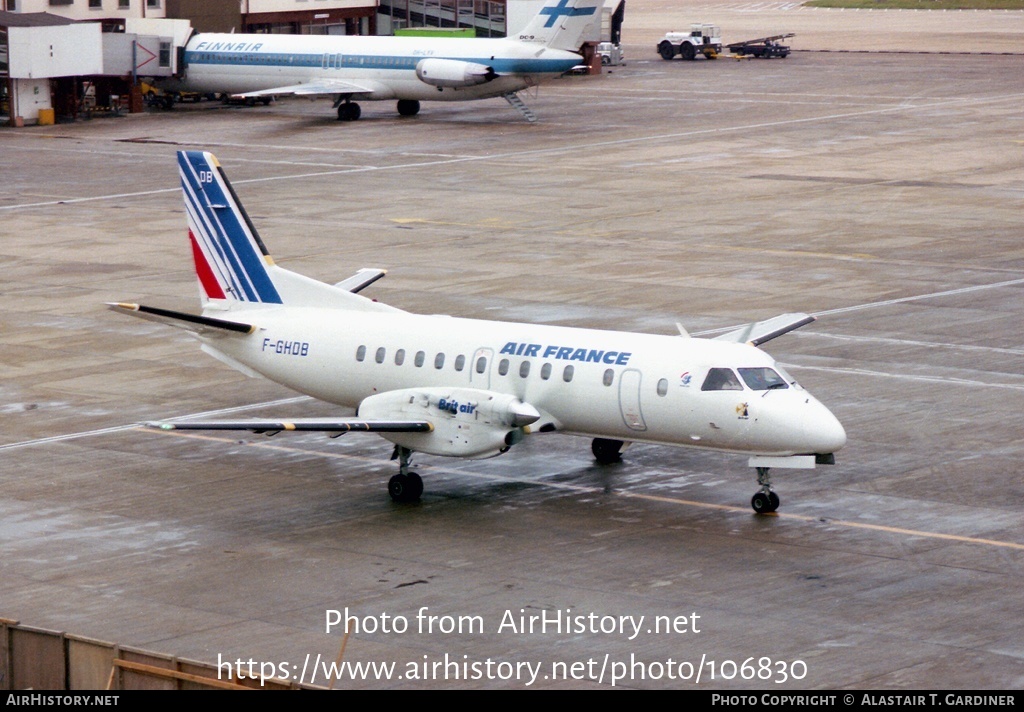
[736,403,749,419]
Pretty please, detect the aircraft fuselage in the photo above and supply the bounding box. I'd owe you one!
[202,306,846,458]
[171,34,583,101]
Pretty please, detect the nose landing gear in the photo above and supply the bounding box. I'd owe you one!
[751,467,780,513]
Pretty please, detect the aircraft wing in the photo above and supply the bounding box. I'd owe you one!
[148,418,433,435]
[107,302,255,335]
[235,79,380,98]
[713,313,816,347]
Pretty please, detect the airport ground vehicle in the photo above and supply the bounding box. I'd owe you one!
[140,82,217,109]
[727,34,794,58]
[657,24,722,60]
[596,41,625,66]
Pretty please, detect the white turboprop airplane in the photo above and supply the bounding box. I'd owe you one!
[159,0,602,122]
[109,151,846,513]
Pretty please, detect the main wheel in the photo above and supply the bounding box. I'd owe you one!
[680,43,697,61]
[389,472,423,502]
[397,99,420,117]
[337,102,361,121]
[658,42,676,61]
[592,438,625,465]
[406,472,424,500]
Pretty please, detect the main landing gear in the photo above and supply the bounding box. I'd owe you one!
[592,438,627,465]
[397,99,420,117]
[337,100,361,121]
[336,100,422,121]
[751,467,780,514]
[388,446,423,503]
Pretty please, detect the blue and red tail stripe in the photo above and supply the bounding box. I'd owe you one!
[189,229,227,300]
[178,151,282,304]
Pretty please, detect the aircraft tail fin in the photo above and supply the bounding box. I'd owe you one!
[179,150,283,307]
[517,0,602,52]
[178,150,397,313]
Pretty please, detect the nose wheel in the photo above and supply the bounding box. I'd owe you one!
[751,467,780,513]
[389,446,423,502]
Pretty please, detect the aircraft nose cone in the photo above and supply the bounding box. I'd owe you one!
[804,401,846,454]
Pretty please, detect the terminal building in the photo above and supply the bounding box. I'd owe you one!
[1,0,623,126]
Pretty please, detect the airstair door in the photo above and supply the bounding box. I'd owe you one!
[618,368,647,431]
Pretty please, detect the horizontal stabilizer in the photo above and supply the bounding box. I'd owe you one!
[334,268,387,294]
[107,303,255,335]
[714,313,816,347]
[148,418,433,435]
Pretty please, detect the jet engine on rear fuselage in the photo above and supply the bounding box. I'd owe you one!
[415,58,498,88]
[357,387,540,458]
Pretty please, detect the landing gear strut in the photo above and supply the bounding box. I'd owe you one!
[751,467,780,514]
[388,446,423,503]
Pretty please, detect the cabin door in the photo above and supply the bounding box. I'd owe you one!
[618,368,647,431]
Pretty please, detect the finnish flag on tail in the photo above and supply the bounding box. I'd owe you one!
[178,150,282,305]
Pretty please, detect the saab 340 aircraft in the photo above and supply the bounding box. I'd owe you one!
[159,0,603,122]
[109,151,846,513]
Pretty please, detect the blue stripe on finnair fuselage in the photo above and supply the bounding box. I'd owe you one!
[183,51,579,76]
[177,151,282,304]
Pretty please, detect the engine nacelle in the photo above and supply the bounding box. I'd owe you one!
[358,387,540,458]
[415,58,497,88]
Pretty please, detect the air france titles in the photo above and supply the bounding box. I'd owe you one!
[499,342,631,366]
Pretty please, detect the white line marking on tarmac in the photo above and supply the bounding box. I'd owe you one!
[2,93,1021,212]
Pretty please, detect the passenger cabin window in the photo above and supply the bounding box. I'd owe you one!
[414,351,425,367]
[519,361,530,378]
[395,349,405,366]
[356,345,366,362]
[455,355,465,372]
[739,367,789,391]
[562,365,574,382]
[498,359,509,376]
[375,347,386,364]
[434,353,445,369]
[657,378,668,396]
[603,369,614,386]
[540,363,552,380]
[476,356,487,374]
[701,368,743,391]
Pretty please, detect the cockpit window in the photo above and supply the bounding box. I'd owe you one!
[701,368,743,391]
[739,367,789,391]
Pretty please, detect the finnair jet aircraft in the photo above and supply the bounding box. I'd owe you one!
[110,151,846,513]
[160,0,602,122]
